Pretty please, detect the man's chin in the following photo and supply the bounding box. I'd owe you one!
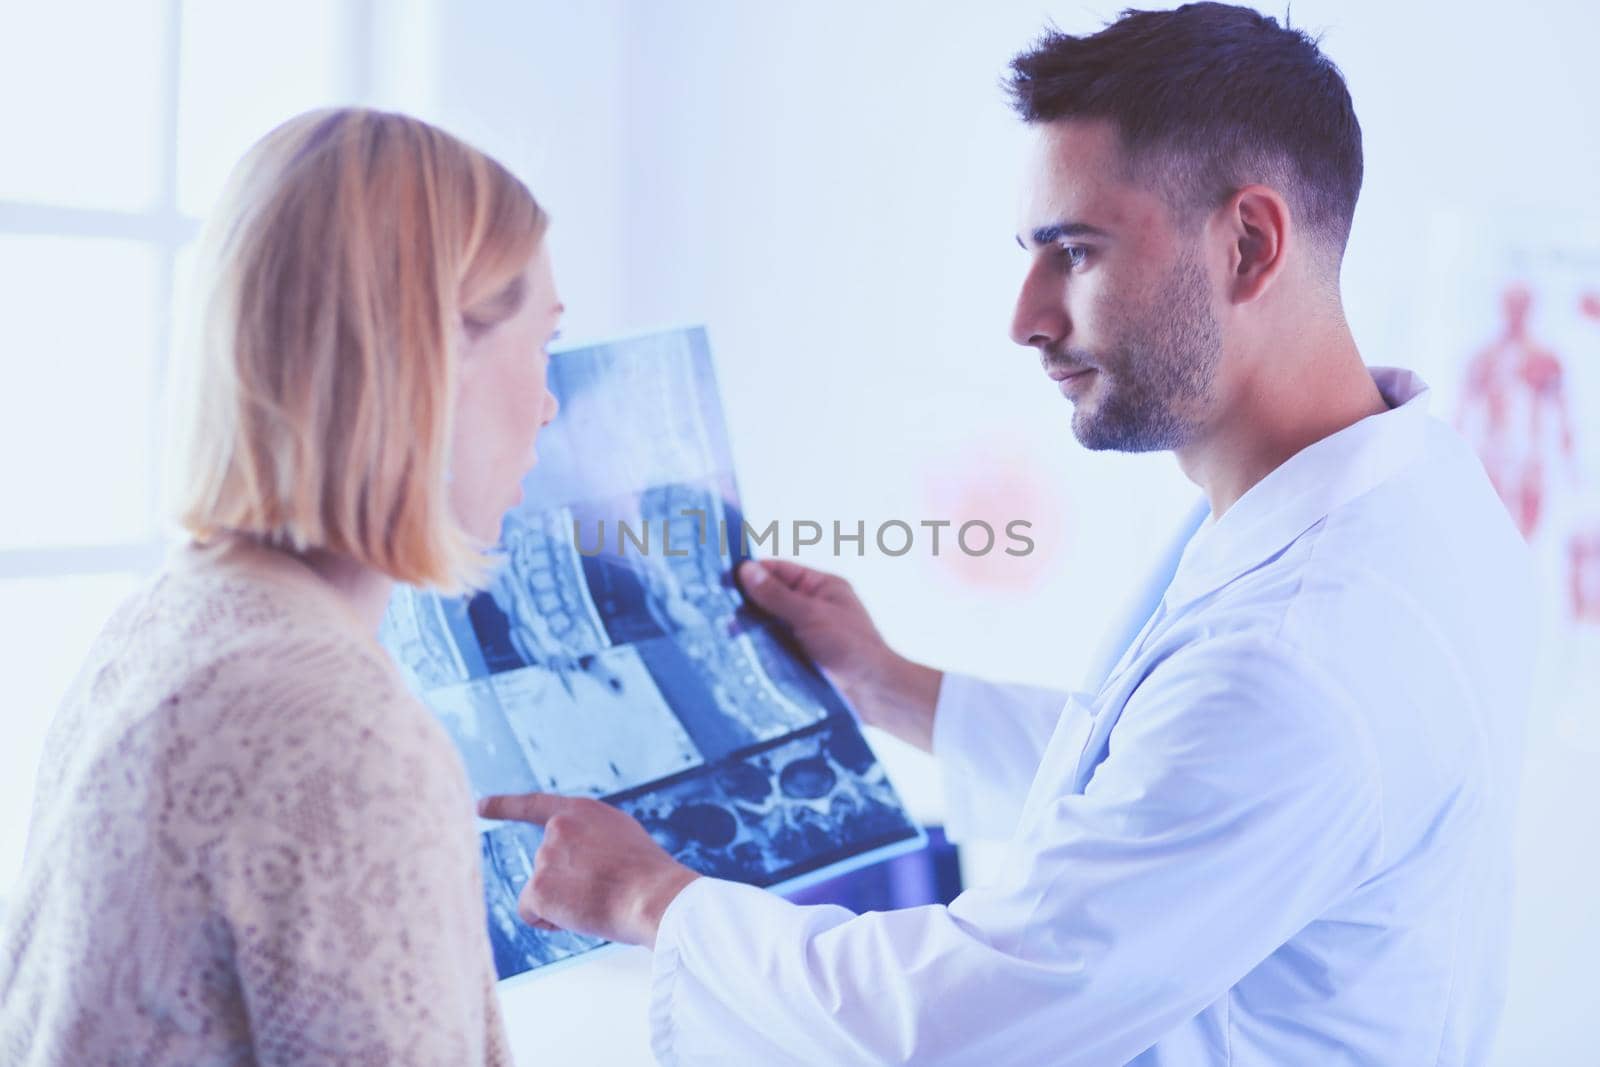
[1072,409,1189,454]
[1069,402,1115,451]
[1071,417,1121,452]
[1071,396,1154,452]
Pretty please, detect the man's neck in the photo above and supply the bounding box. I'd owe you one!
[1177,331,1388,518]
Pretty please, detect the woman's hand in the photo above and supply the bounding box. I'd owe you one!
[477,793,700,949]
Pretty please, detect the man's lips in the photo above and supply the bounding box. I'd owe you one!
[1046,362,1098,399]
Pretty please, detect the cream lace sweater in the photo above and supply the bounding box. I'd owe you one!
[0,541,512,1065]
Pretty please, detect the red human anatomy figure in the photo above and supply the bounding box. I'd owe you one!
[1567,291,1600,623]
[1456,284,1576,540]
[1572,529,1600,623]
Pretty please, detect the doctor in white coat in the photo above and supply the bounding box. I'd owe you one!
[478,5,1537,1063]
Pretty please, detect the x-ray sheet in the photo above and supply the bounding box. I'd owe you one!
[379,326,924,981]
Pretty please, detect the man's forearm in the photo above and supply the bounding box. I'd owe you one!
[838,653,944,753]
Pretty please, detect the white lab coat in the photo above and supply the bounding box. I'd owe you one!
[650,369,1537,1065]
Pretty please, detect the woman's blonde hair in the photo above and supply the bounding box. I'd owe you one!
[170,107,547,592]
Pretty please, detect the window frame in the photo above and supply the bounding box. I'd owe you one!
[0,0,377,583]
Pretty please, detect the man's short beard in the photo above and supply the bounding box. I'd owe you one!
[1071,249,1222,453]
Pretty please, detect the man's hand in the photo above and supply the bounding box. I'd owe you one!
[737,558,944,751]
[476,793,700,949]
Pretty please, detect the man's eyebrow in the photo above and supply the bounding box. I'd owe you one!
[1016,220,1113,249]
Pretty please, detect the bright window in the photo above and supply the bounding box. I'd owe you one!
[0,0,370,909]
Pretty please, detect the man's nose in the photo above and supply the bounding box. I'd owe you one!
[1009,267,1068,350]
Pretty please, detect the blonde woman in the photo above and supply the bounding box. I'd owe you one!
[0,108,559,1064]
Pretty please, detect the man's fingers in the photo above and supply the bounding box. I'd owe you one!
[738,560,818,621]
[517,888,562,932]
[520,901,561,932]
[753,557,834,593]
[478,792,564,825]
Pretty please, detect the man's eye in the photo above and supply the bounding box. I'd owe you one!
[1059,244,1089,269]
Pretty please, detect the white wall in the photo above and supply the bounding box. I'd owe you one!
[398,0,632,341]
[419,2,1600,1062]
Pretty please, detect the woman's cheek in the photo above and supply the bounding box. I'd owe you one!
[517,365,549,440]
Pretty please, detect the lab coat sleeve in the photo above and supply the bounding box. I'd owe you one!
[649,635,1384,1067]
[931,671,1076,841]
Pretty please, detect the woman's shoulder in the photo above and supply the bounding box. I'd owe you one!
[177,567,452,758]
[12,556,490,1065]
[71,549,463,799]
[31,550,476,895]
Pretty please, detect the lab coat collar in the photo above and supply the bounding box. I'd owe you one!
[1162,367,1431,611]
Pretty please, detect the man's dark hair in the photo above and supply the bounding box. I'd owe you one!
[1007,2,1362,258]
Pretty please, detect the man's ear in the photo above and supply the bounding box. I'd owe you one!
[1220,184,1291,304]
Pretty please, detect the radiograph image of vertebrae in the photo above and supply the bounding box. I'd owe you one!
[477,721,919,980]
[480,823,606,978]
[616,723,919,887]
